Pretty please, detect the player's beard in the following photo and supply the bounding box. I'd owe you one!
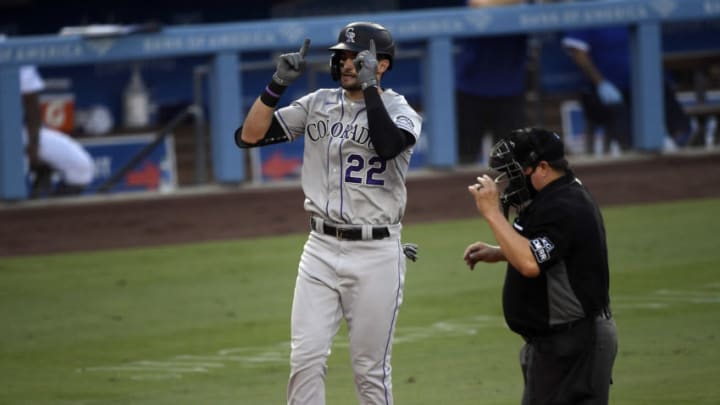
[340,70,362,91]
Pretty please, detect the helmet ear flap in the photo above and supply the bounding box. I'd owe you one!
[330,51,341,81]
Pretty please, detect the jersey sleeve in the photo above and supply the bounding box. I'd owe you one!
[274,92,315,141]
[386,94,422,141]
[562,29,592,52]
[523,204,571,272]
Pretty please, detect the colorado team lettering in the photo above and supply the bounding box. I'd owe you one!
[306,119,372,146]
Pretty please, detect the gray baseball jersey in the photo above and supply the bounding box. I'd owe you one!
[275,87,422,225]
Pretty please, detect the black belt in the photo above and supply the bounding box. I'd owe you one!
[549,317,591,333]
[549,309,613,333]
[311,217,390,241]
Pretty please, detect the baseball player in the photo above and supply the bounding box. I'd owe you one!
[235,22,422,405]
[464,128,617,404]
[20,64,94,197]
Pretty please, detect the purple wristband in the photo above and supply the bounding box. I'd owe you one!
[264,85,281,98]
[259,79,288,108]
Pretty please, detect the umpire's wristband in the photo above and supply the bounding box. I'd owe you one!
[260,79,288,108]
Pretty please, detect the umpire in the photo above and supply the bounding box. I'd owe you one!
[464,127,617,404]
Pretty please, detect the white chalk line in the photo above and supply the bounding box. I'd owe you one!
[79,285,720,381]
[612,285,720,309]
[77,315,504,380]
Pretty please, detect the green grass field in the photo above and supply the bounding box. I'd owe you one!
[2,198,719,404]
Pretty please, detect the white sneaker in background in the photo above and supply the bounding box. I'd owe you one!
[663,135,678,153]
[705,117,717,149]
[478,133,493,167]
[594,133,605,157]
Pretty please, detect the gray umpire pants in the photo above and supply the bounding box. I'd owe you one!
[520,316,618,405]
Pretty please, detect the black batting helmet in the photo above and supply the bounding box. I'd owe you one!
[329,21,395,81]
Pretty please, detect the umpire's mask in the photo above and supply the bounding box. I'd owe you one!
[489,127,567,214]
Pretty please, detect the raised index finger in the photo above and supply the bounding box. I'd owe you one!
[368,39,376,56]
[298,38,311,57]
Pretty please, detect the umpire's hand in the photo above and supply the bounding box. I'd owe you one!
[463,241,503,270]
[468,174,500,218]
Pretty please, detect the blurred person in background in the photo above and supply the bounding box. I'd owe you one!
[21,64,95,197]
[454,0,531,165]
[562,19,692,155]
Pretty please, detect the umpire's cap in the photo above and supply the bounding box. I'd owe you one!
[500,127,566,170]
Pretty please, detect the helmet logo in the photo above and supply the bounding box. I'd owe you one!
[345,27,356,43]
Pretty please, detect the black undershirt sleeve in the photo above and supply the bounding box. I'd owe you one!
[363,87,416,160]
[234,117,289,148]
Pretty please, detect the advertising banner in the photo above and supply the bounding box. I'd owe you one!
[79,133,177,194]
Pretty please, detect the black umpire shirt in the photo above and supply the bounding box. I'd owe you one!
[502,170,610,338]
